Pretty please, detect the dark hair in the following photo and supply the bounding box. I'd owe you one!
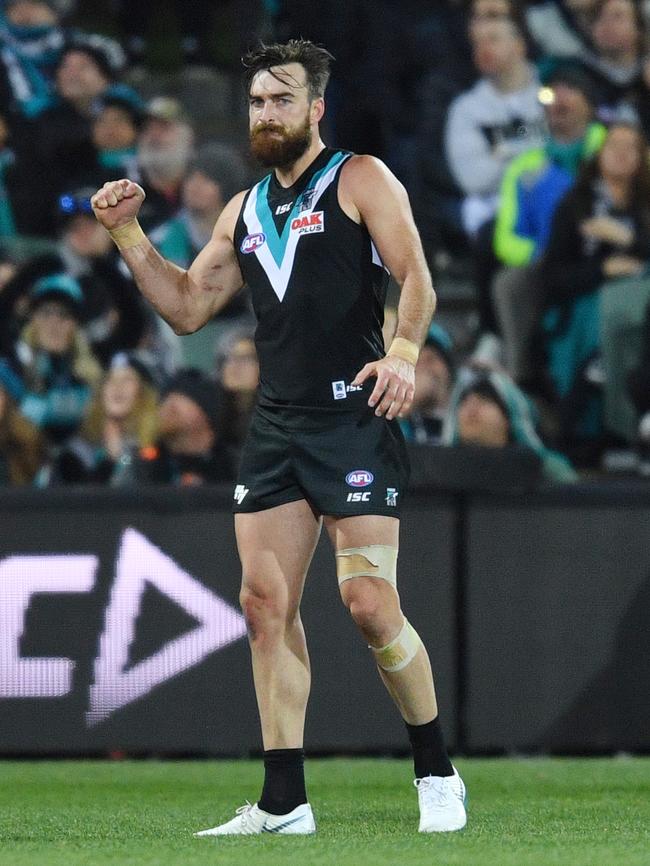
[572,122,650,225]
[590,0,645,37]
[242,39,334,102]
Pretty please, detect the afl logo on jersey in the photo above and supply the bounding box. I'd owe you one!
[346,470,374,488]
[241,232,266,254]
[291,211,324,235]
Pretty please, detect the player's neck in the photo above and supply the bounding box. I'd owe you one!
[274,139,326,188]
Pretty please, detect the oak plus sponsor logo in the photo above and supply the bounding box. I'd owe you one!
[290,211,324,235]
[346,470,374,488]
[241,232,266,254]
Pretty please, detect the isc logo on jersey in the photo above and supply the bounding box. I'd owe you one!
[291,211,324,235]
[241,233,266,254]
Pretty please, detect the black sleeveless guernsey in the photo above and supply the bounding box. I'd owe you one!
[234,147,389,410]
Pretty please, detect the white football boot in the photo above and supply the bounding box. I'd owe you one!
[414,766,467,832]
[194,801,316,836]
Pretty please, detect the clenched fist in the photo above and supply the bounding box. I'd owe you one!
[91,179,146,232]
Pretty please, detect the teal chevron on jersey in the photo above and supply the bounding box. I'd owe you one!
[254,149,348,268]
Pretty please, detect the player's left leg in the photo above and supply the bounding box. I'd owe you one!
[324,513,467,833]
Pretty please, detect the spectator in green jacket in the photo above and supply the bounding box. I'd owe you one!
[491,64,606,384]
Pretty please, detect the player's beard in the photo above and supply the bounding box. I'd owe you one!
[249,115,312,170]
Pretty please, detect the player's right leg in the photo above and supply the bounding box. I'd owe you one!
[195,498,321,837]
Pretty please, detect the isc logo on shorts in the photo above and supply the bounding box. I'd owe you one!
[290,211,324,235]
[346,470,374,487]
[241,233,266,254]
[347,491,371,502]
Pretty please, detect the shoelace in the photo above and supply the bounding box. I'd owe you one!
[233,801,255,831]
[414,776,451,807]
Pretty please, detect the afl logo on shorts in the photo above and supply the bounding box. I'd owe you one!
[241,232,266,254]
[346,470,374,488]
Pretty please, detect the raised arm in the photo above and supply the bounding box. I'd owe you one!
[340,155,436,419]
[91,179,246,335]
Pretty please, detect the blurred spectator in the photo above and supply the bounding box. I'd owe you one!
[63,90,145,190]
[525,0,595,61]
[114,368,234,486]
[539,121,650,461]
[0,105,59,236]
[412,2,478,258]
[135,96,195,232]
[0,380,44,483]
[151,141,253,371]
[444,15,546,351]
[153,142,248,267]
[0,0,71,119]
[400,322,455,445]
[469,0,538,55]
[444,15,545,239]
[491,64,606,383]
[43,350,159,484]
[31,32,130,198]
[215,328,259,462]
[443,368,578,482]
[582,0,645,125]
[0,186,148,365]
[0,272,101,445]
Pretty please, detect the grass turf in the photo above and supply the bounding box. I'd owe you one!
[0,757,648,866]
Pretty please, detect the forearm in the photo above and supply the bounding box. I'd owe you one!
[393,267,437,350]
[112,225,203,334]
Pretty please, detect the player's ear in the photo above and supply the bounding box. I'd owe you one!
[311,97,325,124]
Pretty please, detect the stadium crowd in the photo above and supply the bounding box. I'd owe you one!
[0,0,649,489]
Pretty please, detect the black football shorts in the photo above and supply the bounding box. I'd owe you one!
[232,403,410,517]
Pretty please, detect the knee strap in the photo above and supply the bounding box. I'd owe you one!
[371,618,422,672]
[336,544,398,587]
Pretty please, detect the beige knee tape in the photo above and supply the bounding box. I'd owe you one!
[336,545,398,587]
[372,618,422,672]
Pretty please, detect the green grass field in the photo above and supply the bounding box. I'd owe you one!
[1,757,648,866]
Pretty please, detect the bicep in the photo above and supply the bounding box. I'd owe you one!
[347,159,427,284]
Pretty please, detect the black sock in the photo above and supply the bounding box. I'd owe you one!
[257,748,307,815]
[406,716,454,778]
